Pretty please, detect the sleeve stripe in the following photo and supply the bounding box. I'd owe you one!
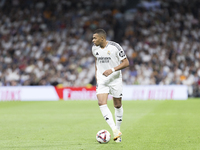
[108,41,122,51]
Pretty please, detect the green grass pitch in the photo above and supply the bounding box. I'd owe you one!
[1,99,200,150]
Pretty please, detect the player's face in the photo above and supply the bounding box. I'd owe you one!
[92,33,103,46]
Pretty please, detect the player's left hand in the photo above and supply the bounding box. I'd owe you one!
[103,69,113,77]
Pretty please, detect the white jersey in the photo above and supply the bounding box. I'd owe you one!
[92,41,127,84]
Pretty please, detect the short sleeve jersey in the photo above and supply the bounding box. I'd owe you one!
[92,41,127,84]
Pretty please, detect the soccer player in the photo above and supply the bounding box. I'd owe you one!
[92,29,129,142]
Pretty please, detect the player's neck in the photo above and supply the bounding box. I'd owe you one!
[100,41,108,49]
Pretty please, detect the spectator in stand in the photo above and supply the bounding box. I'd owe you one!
[0,0,200,97]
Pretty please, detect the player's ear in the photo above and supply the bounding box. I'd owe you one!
[101,35,104,41]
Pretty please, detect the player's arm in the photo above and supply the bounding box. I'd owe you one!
[103,58,129,77]
[92,46,98,82]
[95,58,97,82]
[113,58,129,72]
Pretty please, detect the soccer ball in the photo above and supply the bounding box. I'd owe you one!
[96,129,111,144]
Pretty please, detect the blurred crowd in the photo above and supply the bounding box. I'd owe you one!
[0,0,200,97]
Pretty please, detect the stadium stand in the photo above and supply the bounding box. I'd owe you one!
[0,0,200,97]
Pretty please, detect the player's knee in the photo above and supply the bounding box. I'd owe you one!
[98,102,102,106]
[114,104,122,108]
[98,101,107,106]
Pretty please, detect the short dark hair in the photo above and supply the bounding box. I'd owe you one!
[93,29,106,38]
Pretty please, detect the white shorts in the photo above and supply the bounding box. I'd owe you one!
[96,80,123,98]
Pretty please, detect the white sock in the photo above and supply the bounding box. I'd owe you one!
[99,104,117,131]
[115,106,123,130]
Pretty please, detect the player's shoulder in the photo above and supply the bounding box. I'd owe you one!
[92,44,99,51]
[108,41,120,46]
[108,41,122,51]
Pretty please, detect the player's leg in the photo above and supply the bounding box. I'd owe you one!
[113,97,123,131]
[112,97,123,142]
[97,93,117,131]
[97,93,108,106]
[110,80,123,142]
